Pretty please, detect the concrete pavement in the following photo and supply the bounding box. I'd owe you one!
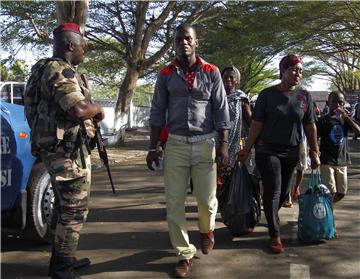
[2,129,359,279]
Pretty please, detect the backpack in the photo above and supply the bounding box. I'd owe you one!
[24,59,49,126]
[24,58,63,155]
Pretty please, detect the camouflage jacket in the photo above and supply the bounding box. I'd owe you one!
[24,58,95,158]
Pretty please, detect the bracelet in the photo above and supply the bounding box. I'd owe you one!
[148,149,157,152]
[220,140,229,144]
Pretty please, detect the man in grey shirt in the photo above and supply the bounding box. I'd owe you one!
[146,23,230,278]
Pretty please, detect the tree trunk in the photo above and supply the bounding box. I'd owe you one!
[116,66,140,114]
[112,66,140,145]
[56,0,88,33]
[112,65,140,143]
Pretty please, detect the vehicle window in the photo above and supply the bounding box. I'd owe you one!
[0,85,11,103]
[13,84,25,105]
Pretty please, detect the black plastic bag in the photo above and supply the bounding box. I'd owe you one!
[218,164,261,236]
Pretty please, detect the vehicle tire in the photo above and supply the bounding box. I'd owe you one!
[25,163,54,244]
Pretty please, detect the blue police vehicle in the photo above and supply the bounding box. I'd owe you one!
[1,82,53,243]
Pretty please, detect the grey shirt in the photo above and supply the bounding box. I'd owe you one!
[150,55,230,136]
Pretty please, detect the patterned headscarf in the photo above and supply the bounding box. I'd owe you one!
[279,54,303,79]
[221,65,241,88]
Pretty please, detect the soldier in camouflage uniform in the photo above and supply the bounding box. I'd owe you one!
[24,23,104,279]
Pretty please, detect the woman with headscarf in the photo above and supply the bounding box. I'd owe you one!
[238,54,320,253]
[221,65,252,168]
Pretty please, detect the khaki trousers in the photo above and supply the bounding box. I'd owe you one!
[164,137,218,260]
[320,165,348,194]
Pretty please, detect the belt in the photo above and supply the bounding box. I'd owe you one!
[168,132,216,143]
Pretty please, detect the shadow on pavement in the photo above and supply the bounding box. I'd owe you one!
[81,250,174,277]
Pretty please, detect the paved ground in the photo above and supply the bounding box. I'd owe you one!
[2,128,360,279]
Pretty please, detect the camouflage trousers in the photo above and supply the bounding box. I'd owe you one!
[40,144,91,258]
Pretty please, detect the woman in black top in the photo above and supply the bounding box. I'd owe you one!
[238,54,320,253]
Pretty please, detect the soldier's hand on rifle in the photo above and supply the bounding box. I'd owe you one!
[93,104,105,123]
[84,119,96,138]
[68,100,105,122]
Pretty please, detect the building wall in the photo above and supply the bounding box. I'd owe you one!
[94,99,150,145]
[309,91,329,110]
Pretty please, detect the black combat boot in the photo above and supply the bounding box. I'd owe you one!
[49,250,90,274]
[73,257,91,269]
[49,256,81,279]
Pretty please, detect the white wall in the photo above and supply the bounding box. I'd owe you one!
[94,99,150,145]
[129,104,150,128]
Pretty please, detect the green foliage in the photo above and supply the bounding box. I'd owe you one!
[197,1,319,93]
[91,82,153,107]
[330,67,360,94]
[1,59,28,81]
[1,1,56,55]
[91,84,118,100]
[80,46,126,88]
[1,0,359,103]
[1,1,222,112]
[277,1,360,92]
[133,83,153,106]
[198,1,359,93]
[1,64,8,81]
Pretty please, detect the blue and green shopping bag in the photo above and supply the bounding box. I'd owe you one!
[298,170,336,242]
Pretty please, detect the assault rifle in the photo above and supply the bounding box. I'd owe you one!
[80,74,116,194]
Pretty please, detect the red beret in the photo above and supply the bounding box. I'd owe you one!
[279,54,303,72]
[53,23,81,35]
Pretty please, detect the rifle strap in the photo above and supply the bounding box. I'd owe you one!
[79,144,86,169]
[80,122,92,154]
[70,123,88,169]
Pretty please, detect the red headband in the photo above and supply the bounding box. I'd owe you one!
[279,54,303,72]
[53,23,82,35]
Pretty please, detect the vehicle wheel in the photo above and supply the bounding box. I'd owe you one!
[25,163,54,244]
